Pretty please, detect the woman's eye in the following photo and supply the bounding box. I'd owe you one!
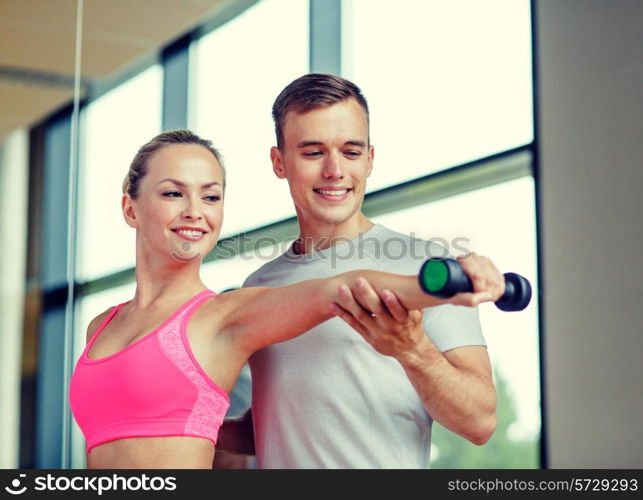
[162,191,182,198]
[204,195,221,203]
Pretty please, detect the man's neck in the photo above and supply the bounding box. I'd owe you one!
[293,213,375,255]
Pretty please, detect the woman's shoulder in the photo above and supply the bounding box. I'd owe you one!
[193,288,240,315]
[85,306,116,343]
[189,287,260,331]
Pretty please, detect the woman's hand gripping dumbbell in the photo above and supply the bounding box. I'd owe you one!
[419,257,532,311]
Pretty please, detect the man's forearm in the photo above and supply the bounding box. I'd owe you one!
[398,337,497,445]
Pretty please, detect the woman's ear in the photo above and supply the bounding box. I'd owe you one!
[122,194,138,228]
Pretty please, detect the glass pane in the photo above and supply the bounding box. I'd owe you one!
[191,0,309,237]
[343,0,533,191]
[374,176,540,468]
[77,65,163,281]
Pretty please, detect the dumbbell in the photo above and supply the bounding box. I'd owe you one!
[419,258,532,311]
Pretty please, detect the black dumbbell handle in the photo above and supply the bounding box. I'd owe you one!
[418,258,532,312]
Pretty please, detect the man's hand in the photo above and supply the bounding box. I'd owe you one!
[329,254,499,445]
[330,278,425,361]
[329,252,505,357]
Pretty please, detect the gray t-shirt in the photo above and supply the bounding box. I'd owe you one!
[244,223,485,469]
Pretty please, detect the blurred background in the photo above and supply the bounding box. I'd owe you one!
[0,0,640,469]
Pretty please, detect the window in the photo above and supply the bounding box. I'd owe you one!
[343,0,533,190]
[191,0,309,237]
[77,65,163,281]
[44,0,540,470]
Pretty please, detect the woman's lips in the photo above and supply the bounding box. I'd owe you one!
[171,228,206,241]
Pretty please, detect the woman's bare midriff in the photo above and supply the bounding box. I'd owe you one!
[87,436,215,469]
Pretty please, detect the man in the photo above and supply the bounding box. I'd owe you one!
[219,73,499,469]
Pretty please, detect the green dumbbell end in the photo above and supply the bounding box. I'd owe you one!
[421,259,449,294]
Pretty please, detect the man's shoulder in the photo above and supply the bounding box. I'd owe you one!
[363,224,450,269]
[243,254,288,287]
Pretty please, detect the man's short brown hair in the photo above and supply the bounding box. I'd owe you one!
[272,73,370,148]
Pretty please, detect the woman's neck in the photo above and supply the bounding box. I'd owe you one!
[132,253,206,308]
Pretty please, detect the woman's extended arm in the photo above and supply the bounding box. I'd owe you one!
[222,255,503,355]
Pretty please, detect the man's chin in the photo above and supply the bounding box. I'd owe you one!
[310,209,359,227]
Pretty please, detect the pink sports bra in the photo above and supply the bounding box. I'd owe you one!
[69,290,230,453]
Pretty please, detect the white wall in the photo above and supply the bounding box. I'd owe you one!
[0,128,28,468]
[536,0,643,467]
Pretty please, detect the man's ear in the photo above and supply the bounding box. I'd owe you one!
[366,144,375,177]
[122,194,138,228]
[270,146,287,179]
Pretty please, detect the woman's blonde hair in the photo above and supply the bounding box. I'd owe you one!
[123,130,225,199]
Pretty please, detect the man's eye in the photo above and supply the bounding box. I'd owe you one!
[344,150,362,157]
[162,191,182,198]
[303,151,323,157]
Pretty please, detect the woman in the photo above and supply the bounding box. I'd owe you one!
[69,130,502,469]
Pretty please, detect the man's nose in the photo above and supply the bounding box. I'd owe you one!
[321,152,344,179]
